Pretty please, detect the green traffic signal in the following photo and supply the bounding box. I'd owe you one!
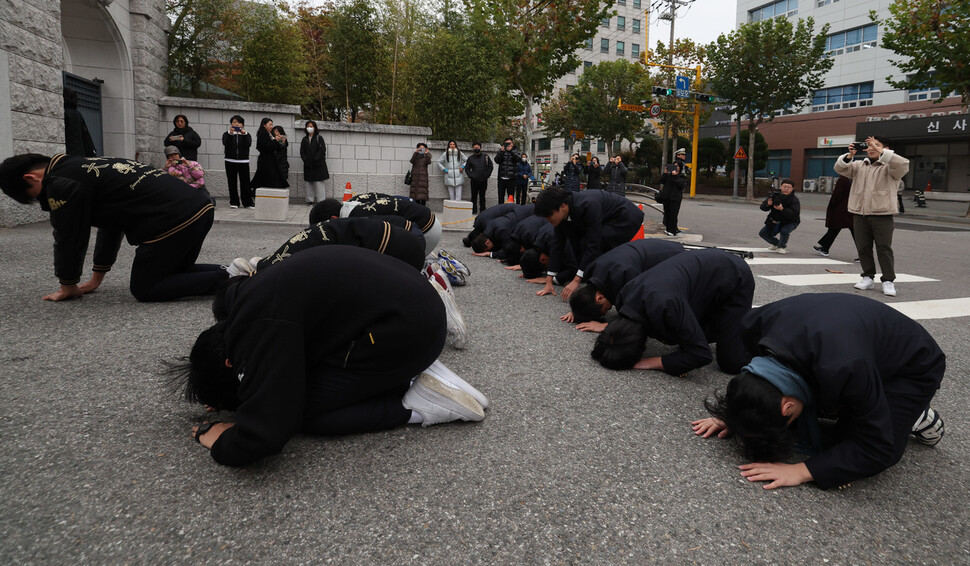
[652,86,674,96]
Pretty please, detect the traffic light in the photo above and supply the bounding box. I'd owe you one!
[652,86,674,97]
[694,93,717,103]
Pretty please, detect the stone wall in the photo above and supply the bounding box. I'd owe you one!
[159,97,501,210]
[130,0,170,169]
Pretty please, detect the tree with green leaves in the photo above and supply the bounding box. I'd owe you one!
[540,59,653,158]
[697,137,727,174]
[325,0,387,122]
[648,39,710,167]
[236,4,308,105]
[706,17,832,198]
[166,0,240,97]
[873,0,970,105]
[295,3,338,120]
[465,0,611,156]
[725,130,768,178]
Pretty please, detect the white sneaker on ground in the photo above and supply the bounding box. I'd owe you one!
[229,204,239,209]
[430,279,468,350]
[424,359,488,409]
[402,373,484,427]
[912,408,944,446]
[226,257,255,277]
[767,245,779,251]
[854,276,875,290]
[249,257,263,270]
[882,281,897,296]
[777,247,788,255]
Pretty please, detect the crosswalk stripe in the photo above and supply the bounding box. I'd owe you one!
[888,298,970,320]
[759,273,940,286]
[746,258,850,266]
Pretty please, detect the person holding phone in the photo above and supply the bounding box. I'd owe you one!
[164,114,202,161]
[222,115,253,209]
[250,117,289,193]
[561,153,583,192]
[409,143,433,206]
[602,155,628,195]
[494,137,521,204]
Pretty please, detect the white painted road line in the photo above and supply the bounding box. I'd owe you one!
[759,273,940,286]
[746,258,850,266]
[889,298,970,320]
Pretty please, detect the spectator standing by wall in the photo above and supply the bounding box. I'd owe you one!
[584,157,603,191]
[250,118,288,191]
[494,137,521,204]
[603,155,628,195]
[561,153,583,192]
[657,161,685,236]
[515,154,533,205]
[270,125,290,188]
[834,136,909,297]
[222,115,253,209]
[409,142,433,206]
[464,142,493,214]
[438,140,467,201]
[164,114,201,162]
[299,120,329,205]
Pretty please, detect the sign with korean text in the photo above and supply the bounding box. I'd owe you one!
[676,75,690,98]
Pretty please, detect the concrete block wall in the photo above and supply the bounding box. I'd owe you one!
[159,97,501,211]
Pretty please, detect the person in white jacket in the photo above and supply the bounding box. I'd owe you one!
[437,140,467,201]
[833,135,909,297]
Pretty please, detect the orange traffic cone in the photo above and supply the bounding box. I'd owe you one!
[631,204,645,240]
[342,182,353,201]
[925,180,932,192]
[507,194,514,203]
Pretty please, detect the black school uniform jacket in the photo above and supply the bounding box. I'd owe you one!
[510,215,554,253]
[472,203,518,232]
[259,216,425,271]
[212,246,447,466]
[614,249,754,376]
[484,204,535,249]
[547,190,644,276]
[347,192,435,234]
[584,239,685,304]
[739,293,945,489]
[38,154,213,285]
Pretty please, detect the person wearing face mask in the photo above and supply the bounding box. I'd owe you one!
[437,140,467,202]
[514,154,533,205]
[300,120,329,205]
[409,143,433,206]
[463,141,493,214]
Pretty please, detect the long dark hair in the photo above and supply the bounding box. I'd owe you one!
[305,120,319,137]
[705,372,795,461]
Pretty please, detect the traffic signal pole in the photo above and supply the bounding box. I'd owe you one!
[643,61,702,198]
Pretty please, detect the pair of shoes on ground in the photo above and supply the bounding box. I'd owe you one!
[225,256,264,278]
[854,276,896,296]
[767,245,788,254]
[434,249,469,286]
[812,245,829,257]
[912,407,945,446]
[664,230,679,237]
[428,275,468,349]
[402,361,488,427]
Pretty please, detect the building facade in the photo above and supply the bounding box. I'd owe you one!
[531,0,651,176]
[735,0,968,193]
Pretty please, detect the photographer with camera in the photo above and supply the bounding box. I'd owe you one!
[561,153,583,192]
[758,179,800,254]
[164,146,206,191]
[834,136,909,296]
[494,137,521,205]
[603,154,628,196]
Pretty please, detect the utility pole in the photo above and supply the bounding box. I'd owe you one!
[657,0,690,168]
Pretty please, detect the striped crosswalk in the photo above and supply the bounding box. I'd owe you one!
[741,248,967,321]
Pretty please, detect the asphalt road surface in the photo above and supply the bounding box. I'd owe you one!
[1,198,968,564]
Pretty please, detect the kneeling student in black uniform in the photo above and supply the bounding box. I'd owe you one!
[565,239,685,331]
[463,202,518,247]
[533,188,644,300]
[591,249,754,375]
[0,153,227,302]
[178,246,488,467]
[692,293,946,490]
[311,192,441,255]
[470,204,535,257]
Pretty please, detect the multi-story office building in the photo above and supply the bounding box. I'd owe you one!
[736,0,968,193]
[531,0,651,175]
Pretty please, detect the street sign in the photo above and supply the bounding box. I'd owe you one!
[618,103,646,112]
[649,103,662,118]
[734,147,748,160]
[570,129,585,139]
[676,75,690,98]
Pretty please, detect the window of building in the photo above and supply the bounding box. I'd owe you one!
[597,140,606,152]
[816,0,841,6]
[749,0,797,22]
[581,139,591,151]
[584,61,593,70]
[758,149,792,178]
[616,41,625,56]
[536,138,551,151]
[585,38,593,50]
[613,140,622,153]
[632,19,641,33]
[812,82,874,112]
[601,17,610,28]
[633,0,641,8]
[617,0,626,4]
[565,139,573,150]
[826,24,877,56]
[631,44,640,59]
[617,16,626,30]
[908,86,942,102]
[805,148,845,178]
[601,38,609,53]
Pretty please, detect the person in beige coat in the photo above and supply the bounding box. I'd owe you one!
[834,135,909,297]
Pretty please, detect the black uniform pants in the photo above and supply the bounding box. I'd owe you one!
[514,182,528,205]
[663,196,682,234]
[817,226,855,253]
[469,179,488,214]
[225,161,253,207]
[497,178,514,205]
[129,209,228,301]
